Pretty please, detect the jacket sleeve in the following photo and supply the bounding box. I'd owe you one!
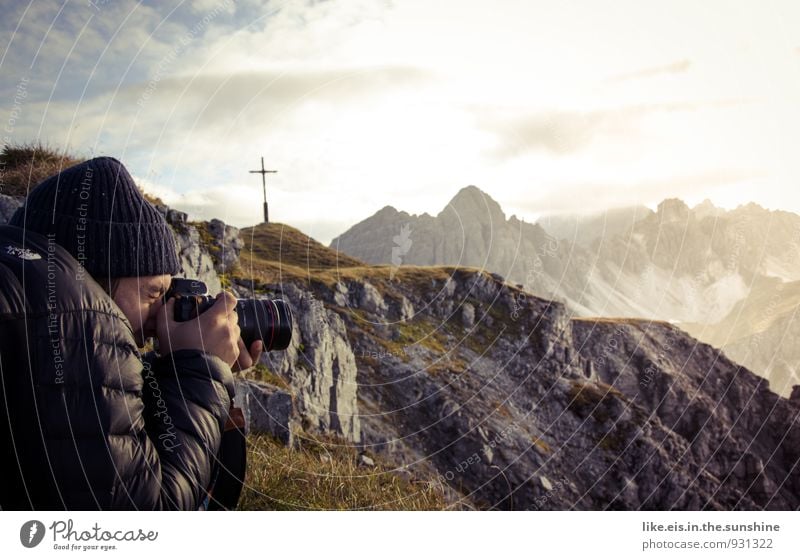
[119,349,235,510]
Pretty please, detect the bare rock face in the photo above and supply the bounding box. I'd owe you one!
[248,282,362,444]
[357,281,388,315]
[235,378,295,446]
[208,218,245,273]
[572,318,800,510]
[159,206,222,295]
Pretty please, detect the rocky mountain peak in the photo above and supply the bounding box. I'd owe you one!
[440,185,506,222]
[374,205,400,218]
[656,197,690,222]
[693,198,723,219]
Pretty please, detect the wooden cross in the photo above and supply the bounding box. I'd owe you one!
[249,156,277,223]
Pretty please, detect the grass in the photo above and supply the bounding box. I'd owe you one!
[241,222,364,270]
[573,316,673,328]
[235,230,485,297]
[246,362,291,391]
[531,437,552,454]
[0,141,164,205]
[567,379,626,423]
[394,317,448,353]
[0,142,84,197]
[425,357,468,377]
[238,432,447,510]
[190,220,221,262]
[598,431,626,453]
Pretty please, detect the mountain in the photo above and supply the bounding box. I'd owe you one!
[330,186,800,397]
[330,185,593,312]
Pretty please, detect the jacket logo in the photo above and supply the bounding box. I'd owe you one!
[20,520,45,548]
[4,244,42,260]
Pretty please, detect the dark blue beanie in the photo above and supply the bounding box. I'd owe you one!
[9,156,180,279]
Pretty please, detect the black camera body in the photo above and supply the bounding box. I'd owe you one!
[164,278,292,351]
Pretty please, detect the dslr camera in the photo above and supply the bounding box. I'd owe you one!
[164,278,292,351]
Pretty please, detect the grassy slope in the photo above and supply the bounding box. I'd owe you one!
[1,142,84,197]
[0,142,165,206]
[240,433,446,510]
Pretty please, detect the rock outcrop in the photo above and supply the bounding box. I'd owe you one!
[235,378,296,446]
[231,280,362,444]
[157,206,245,296]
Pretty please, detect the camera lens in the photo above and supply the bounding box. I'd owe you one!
[236,298,293,351]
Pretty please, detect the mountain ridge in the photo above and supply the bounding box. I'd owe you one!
[330,185,800,397]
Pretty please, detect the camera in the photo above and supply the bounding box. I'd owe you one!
[164,278,293,351]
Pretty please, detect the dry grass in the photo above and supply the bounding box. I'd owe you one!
[573,316,673,328]
[241,222,364,269]
[0,142,84,197]
[246,362,291,391]
[236,224,477,294]
[238,432,447,510]
[0,141,164,205]
[531,437,552,454]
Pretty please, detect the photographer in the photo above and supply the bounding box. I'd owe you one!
[0,156,261,510]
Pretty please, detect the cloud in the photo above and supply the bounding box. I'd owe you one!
[477,98,751,159]
[128,65,433,123]
[606,59,692,83]
[519,169,765,216]
[188,0,237,16]
[0,1,189,107]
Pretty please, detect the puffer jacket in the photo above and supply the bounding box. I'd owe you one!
[0,224,236,510]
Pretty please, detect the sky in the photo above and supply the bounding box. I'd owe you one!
[2,0,799,245]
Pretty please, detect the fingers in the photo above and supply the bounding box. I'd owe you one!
[214,291,238,314]
[232,338,250,372]
[250,339,264,363]
[231,339,264,372]
[217,293,240,358]
[159,291,244,367]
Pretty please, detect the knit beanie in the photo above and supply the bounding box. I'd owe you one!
[9,156,181,279]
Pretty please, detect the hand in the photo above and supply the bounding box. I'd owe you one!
[156,291,242,367]
[232,339,264,372]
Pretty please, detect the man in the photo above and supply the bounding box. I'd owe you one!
[0,156,260,509]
